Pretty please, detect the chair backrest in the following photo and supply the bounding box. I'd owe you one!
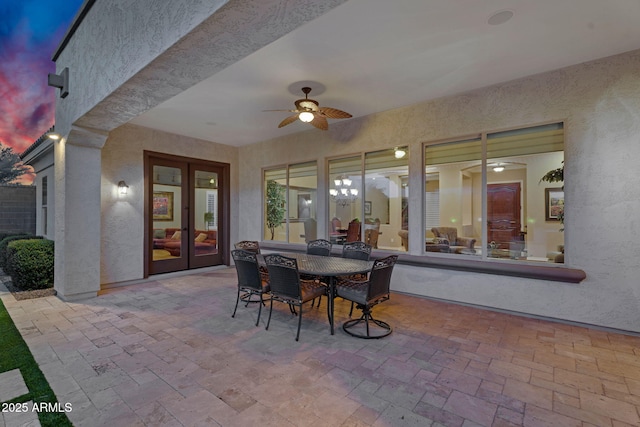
[303,218,318,243]
[367,255,398,301]
[342,241,372,261]
[234,240,261,253]
[264,254,301,300]
[345,220,361,243]
[331,217,342,233]
[364,228,380,248]
[231,249,262,291]
[307,239,332,256]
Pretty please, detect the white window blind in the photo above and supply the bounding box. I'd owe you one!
[206,191,217,228]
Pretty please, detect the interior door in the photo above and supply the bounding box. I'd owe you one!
[487,183,522,249]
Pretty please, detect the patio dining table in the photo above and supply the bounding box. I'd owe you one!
[262,252,374,335]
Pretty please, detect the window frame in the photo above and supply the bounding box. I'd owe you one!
[263,160,318,243]
[422,121,565,264]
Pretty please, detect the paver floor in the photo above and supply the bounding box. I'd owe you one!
[2,268,640,426]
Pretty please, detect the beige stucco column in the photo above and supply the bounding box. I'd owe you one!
[54,126,108,300]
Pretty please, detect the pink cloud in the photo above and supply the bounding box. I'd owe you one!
[0,22,57,154]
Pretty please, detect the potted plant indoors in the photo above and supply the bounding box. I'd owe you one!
[540,161,564,229]
[265,180,286,240]
[204,212,214,230]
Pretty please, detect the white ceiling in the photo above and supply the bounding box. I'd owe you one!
[129,0,640,147]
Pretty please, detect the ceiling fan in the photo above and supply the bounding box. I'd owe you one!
[265,87,352,130]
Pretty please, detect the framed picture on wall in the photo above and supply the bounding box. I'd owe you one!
[153,191,174,221]
[364,201,372,215]
[545,188,564,221]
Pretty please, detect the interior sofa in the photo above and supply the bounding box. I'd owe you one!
[153,228,217,256]
[398,229,452,252]
[431,227,476,254]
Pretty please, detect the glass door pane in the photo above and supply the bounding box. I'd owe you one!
[191,167,221,267]
[151,163,188,273]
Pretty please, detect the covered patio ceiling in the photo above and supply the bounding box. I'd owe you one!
[129,0,640,147]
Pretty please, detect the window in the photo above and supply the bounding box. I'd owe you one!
[264,162,318,243]
[328,146,409,251]
[364,147,408,250]
[41,176,48,235]
[328,156,362,244]
[424,123,564,262]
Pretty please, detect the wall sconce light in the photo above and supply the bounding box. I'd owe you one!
[118,180,129,195]
[47,67,69,98]
[47,132,61,141]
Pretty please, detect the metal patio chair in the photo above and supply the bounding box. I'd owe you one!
[264,254,328,341]
[336,255,398,339]
[231,249,270,326]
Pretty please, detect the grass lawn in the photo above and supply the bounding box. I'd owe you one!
[0,298,72,426]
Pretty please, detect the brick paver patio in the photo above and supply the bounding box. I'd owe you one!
[2,267,640,426]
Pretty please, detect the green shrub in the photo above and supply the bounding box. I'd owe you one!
[6,239,54,290]
[0,234,40,270]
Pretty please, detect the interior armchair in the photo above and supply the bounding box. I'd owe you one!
[431,227,476,254]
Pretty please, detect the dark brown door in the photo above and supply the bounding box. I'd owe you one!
[146,153,229,276]
[487,183,522,249]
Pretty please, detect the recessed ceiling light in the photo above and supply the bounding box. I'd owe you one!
[488,10,514,26]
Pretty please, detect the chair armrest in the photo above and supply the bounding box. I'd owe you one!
[457,237,476,249]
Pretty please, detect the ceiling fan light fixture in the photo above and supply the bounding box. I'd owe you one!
[299,111,314,122]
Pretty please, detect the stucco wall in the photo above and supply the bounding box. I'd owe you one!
[238,49,640,332]
[100,124,239,285]
[53,0,231,137]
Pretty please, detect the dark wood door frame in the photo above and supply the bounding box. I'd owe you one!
[144,151,230,278]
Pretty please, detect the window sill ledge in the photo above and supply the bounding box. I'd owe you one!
[259,241,586,284]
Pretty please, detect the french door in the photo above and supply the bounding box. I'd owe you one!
[146,152,229,276]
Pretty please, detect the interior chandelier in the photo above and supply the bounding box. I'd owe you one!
[329,175,358,207]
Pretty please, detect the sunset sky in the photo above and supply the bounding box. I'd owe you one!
[0,0,84,161]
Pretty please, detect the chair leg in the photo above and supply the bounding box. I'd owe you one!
[256,293,263,327]
[311,295,323,308]
[342,305,392,339]
[266,298,274,330]
[232,288,241,318]
[296,304,303,341]
[349,301,355,317]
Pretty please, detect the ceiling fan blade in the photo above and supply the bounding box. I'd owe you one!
[310,115,328,130]
[278,114,299,128]
[263,109,299,113]
[319,107,352,119]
